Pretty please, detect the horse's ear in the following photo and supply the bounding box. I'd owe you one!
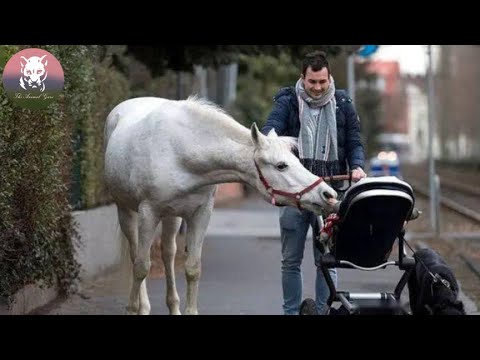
[267,128,278,138]
[251,123,268,149]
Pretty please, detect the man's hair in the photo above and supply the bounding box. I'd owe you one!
[302,50,330,77]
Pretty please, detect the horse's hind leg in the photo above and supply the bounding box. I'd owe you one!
[184,194,215,315]
[131,202,160,315]
[161,217,183,315]
[117,206,141,314]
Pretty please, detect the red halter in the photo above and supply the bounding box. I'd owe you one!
[254,160,324,210]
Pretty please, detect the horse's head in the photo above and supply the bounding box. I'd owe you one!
[250,123,338,215]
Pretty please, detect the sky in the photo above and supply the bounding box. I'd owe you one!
[370,45,428,76]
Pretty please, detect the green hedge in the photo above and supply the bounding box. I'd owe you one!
[0,45,80,300]
[66,47,130,210]
[228,53,298,129]
[81,59,130,209]
[0,45,130,302]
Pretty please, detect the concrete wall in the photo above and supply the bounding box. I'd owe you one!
[73,204,121,281]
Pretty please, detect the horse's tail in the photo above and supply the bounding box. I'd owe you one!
[115,209,137,296]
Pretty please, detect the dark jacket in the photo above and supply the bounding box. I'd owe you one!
[261,86,365,175]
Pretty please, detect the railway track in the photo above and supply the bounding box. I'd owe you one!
[402,164,480,299]
[402,166,480,224]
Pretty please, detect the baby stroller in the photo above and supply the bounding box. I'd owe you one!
[300,176,419,315]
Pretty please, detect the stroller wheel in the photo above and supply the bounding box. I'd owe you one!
[300,298,317,315]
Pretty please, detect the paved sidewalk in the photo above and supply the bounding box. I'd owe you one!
[35,194,479,315]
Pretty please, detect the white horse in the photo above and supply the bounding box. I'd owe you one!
[104,96,338,315]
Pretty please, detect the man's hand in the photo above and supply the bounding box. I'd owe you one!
[351,168,367,182]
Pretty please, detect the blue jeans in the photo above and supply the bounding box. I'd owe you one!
[279,206,337,315]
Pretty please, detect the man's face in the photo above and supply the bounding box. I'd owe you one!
[302,66,330,99]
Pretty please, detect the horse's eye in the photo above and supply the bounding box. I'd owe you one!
[276,162,288,171]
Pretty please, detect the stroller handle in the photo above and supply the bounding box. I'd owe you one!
[322,174,354,182]
[322,173,356,197]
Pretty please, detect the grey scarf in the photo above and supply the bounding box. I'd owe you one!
[295,76,339,177]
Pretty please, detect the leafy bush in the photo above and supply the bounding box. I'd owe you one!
[0,45,80,300]
[0,45,129,302]
[80,54,130,209]
[228,53,298,129]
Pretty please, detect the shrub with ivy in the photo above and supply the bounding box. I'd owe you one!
[0,45,129,303]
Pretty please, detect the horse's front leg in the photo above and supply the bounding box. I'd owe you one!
[184,196,215,315]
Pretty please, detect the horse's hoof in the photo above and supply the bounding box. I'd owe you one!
[125,306,139,315]
[138,305,151,315]
[168,306,182,315]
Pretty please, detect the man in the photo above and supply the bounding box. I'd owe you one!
[261,50,366,315]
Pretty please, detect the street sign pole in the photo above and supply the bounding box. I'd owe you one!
[427,45,440,238]
[349,45,379,103]
[347,53,355,103]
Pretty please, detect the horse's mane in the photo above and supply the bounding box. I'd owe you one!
[184,94,227,114]
[183,95,239,127]
[278,137,298,153]
[182,95,297,153]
